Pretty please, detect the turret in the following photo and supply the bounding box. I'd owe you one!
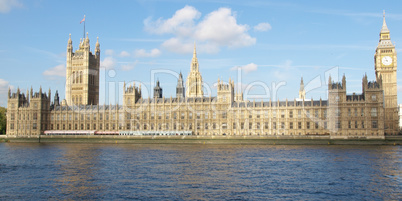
[299,77,305,100]
[67,34,73,53]
[95,36,100,56]
[154,80,162,99]
[176,72,185,99]
[54,90,60,106]
[342,74,346,90]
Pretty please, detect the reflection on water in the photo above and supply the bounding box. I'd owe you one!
[0,144,401,200]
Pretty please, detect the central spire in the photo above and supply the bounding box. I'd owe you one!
[381,10,390,33]
[186,42,204,98]
[193,41,197,58]
[191,42,199,72]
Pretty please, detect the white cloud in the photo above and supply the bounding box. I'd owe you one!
[144,6,256,54]
[101,57,116,70]
[231,63,258,74]
[121,61,138,71]
[162,38,193,54]
[144,5,200,36]
[119,51,130,57]
[105,49,114,56]
[134,48,161,58]
[254,22,272,32]
[0,0,22,13]
[194,8,255,48]
[0,78,13,106]
[43,64,66,79]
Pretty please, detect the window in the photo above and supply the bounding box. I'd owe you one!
[222,112,227,119]
[222,123,227,129]
[289,122,293,129]
[241,123,244,129]
[298,110,301,118]
[348,121,351,129]
[166,113,169,120]
[273,122,276,129]
[372,95,376,101]
[197,112,200,119]
[289,111,293,118]
[281,122,285,129]
[348,109,351,117]
[336,121,341,129]
[362,121,364,128]
[298,122,302,129]
[233,123,236,129]
[355,121,358,129]
[371,108,377,117]
[264,122,269,129]
[307,122,310,129]
[205,112,208,119]
[249,123,252,129]
[324,122,327,129]
[315,110,319,118]
[256,123,260,129]
[281,111,285,118]
[212,123,216,129]
[189,123,192,129]
[33,123,37,130]
[205,123,208,130]
[372,121,378,129]
[336,109,341,117]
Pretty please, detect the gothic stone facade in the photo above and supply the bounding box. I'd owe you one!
[6,15,397,138]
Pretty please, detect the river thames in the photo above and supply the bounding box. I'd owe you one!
[0,143,400,200]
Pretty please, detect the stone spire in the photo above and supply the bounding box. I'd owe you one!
[381,10,390,34]
[153,80,162,99]
[191,42,199,72]
[176,71,185,99]
[299,77,305,100]
[95,36,100,52]
[186,42,204,98]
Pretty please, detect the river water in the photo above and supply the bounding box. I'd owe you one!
[0,143,400,200]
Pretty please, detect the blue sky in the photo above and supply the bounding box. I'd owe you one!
[1,0,402,106]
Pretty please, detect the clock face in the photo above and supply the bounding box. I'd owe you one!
[382,56,393,66]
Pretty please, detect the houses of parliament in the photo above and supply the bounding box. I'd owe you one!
[6,14,399,138]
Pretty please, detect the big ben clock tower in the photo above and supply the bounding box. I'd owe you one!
[374,11,398,135]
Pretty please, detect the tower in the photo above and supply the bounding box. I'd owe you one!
[65,33,100,106]
[299,77,306,100]
[123,82,142,107]
[217,78,234,103]
[374,11,398,134]
[176,72,185,99]
[154,80,163,99]
[186,43,204,98]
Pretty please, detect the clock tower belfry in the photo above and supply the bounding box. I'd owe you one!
[374,11,398,134]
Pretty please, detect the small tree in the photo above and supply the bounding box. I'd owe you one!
[0,107,6,134]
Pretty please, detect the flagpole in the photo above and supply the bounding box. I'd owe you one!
[83,15,86,39]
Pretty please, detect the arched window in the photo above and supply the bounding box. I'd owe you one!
[72,71,76,83]
[80,71,83,83]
